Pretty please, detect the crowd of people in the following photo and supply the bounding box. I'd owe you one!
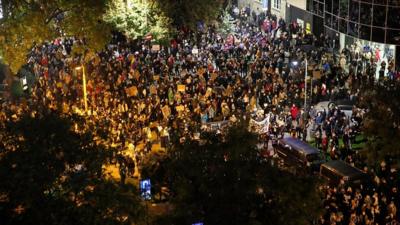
[320,160,399,225]
[0,5,399,224]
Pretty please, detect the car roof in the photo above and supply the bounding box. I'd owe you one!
[334,99,355,106]
[280,137,320,155]
[337,105,353,110]
[322,160,365,178]
[314,101,330,112]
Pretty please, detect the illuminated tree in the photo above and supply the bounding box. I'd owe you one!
[104,0,171,40]
[218,10,235,37]
[0,0,113,74]
[0,0,225,74]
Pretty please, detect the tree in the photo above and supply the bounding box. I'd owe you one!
[0,112,144,225]
[103,0,171,41]
[0,0,225,74]
[359,81,400,165]
[0,0,113,73]
[153,122,322,225]
[218,10,235,37]
[155,0,224,29]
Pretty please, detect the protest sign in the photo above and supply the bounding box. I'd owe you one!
[125,86,138,96]
[313,70,321,79]
[176,105,185,111]
[177,84,186,92]
[150,85,157,94]
[161,105,171,118]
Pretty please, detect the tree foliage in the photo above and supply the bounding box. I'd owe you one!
[0,112,144,225]
[218,10,235,37]
[0,0,113,73]
[155,0,223,28]
[153,122,322,225]
[0,0,225,74]
[104,0,171,40]
[359,81,400,165]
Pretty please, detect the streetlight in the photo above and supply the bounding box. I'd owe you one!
[75,65,88,113]
[304,58,308,114]
[303,58,308,141]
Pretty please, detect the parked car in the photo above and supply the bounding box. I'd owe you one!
[275,137,325,173]
[314,99,355,119]
[320,160,370,186]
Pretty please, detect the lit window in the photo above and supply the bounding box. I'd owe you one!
[272,0,281,10]
[0,0,3,19]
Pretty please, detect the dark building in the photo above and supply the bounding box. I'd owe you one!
[323,0,400,45]
[305,0,400,71]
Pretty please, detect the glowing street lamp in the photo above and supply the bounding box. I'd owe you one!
[75,65,88,113]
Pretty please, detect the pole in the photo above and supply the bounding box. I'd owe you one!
[303,59,308,141]
[310,61,313,105]
[82,65,88,113]
[304,59,307,113]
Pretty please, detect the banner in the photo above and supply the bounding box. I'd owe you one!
[249,115,270,134]
[202,120,230,131]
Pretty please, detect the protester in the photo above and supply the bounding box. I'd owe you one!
[1,5,398,224]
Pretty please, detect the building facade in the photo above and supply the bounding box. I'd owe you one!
[238,0,323,36]
[240,0,400,69]
[314,0,399,72]
[238,0,287,19]
[286,0,323,36]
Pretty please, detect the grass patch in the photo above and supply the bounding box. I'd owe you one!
[308,134,366,151]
